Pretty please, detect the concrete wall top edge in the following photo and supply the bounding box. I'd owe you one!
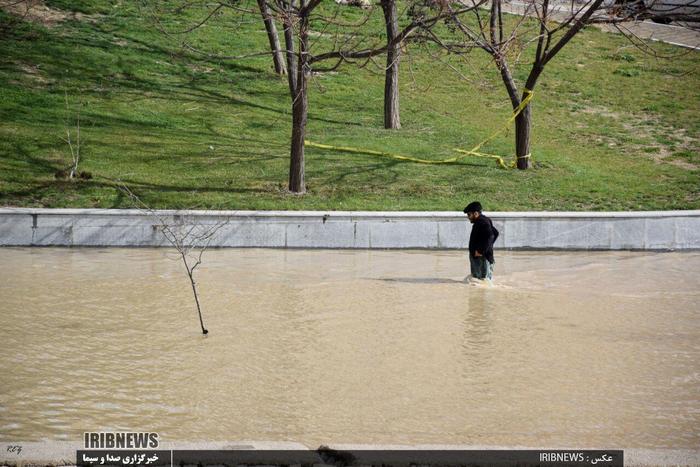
[1,208,699,219]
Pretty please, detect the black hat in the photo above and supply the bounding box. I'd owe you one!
[463,201,482,213]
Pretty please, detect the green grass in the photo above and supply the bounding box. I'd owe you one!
[0,1,698,211]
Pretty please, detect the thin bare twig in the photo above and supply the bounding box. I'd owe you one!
[117,183,231,335]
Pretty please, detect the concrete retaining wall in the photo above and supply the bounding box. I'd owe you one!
[1,208,699,249]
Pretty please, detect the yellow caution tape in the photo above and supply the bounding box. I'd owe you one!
[303,141,460,165]
[306,89,534,169]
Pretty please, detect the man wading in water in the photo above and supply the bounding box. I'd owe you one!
[464,201,499,282]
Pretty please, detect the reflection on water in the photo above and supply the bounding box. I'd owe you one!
[0,248,699,448]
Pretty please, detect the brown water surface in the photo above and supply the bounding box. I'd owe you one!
[0,248,698,448]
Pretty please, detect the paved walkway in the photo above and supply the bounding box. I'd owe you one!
[503,0,700,49]
[595,20,700,49]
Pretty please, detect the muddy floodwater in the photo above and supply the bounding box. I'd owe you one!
[0,248,699,448]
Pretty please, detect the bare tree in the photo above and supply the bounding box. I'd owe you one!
[257,0,288,74]
[60,92,82,180]
[119,185,229,335]
[382,0,402,129]
[438,0,699,169]
[143,0,482,193]
[275,0,483,192]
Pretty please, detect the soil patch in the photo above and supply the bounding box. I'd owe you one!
[1,0,100,27]
[581,104,698,170]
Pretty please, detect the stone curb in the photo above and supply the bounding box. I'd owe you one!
[1,209,699,249]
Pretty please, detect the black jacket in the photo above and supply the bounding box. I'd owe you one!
[469,214,498,263]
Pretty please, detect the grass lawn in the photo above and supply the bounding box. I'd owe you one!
[0,0,698,211]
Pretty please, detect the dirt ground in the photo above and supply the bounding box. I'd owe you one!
[0,0,99,26]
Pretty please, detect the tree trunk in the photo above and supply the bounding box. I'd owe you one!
[496,57,536,170]
[514,104,532,169]
[257,0,286,75]
[381,0,401,129]
[515,69,541,170]
[283,18,298,98]
[288,15,309,193]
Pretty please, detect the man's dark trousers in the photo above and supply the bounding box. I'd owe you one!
[469,255,493,280]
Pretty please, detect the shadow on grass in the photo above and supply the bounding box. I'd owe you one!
[48,26,365,127]
[0,174,271,205]
[320,159,403,185]
[5,142,63,175]
[101,175,270,196]
[1,15,364,126]
[314,153,486,187]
